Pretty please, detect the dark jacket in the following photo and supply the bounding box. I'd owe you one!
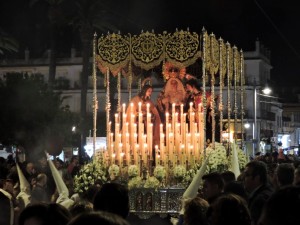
[248,184,274,225]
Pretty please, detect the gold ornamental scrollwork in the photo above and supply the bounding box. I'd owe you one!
[97,33,130,76]
[164,29,201,68]
[131,31,164,71]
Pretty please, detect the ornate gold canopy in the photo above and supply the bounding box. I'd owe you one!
[93,28,245,150]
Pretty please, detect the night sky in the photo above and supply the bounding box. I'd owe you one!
[1,0,299,86]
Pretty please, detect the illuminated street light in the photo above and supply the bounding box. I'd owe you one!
[253,86,272,156]
[262,86,272,95]
[244,122,250,129]
[72,126,76,132]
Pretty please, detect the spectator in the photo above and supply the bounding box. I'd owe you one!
[223,180,248,201]
[202,172,224,204]
[209,193,251,225]
[183,197,209,225]
[69,200,93,218]
[243,161,274,225]
[19,203,71,225]
[221,171,236,184]
[67,156,80,178]
[67,211,130,225]
[24,162,37,187]
[0,187,14,225]
[35,154,56,198]
[293,166,300,186]
[273,163,294,189]
[93,183,129,219]
[31,173,50,204]
[258,186,300,225]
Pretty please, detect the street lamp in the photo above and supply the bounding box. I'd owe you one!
[253,86,272,156]
[244,121,250,129]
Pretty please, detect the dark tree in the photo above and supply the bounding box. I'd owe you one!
[0,72,80,159]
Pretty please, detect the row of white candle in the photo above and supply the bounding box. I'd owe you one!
[106,102,205,169]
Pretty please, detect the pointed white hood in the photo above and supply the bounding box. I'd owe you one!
[47,154,74,209]
[230,142,240,178]
[16,163,31,207]
[183,154,210,199]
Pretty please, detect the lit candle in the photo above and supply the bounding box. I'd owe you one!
[122,103,126,114]
[172,103,176,132]
[138,102,142,114]
[160,133,165,163]
[118,143,123,166]
[169,132,174,164]
[155,145,159,165]
[125,132,130,162]
[146,103,150,114]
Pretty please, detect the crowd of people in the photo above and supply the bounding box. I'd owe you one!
[0,150,300,225]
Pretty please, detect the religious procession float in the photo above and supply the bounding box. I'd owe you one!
[73,28,249,218]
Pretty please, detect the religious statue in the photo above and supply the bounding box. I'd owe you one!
[126,80,162,147]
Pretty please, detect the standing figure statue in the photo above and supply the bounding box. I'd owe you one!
[185,78,220,142]
[157,77,187,123]
[126,82,162,148]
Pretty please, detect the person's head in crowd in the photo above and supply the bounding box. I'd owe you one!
[258,186,300,225]
[274,163,294,188]
[93,183,129,219]
[69,200,93,217]
[70,156,79,165]
[221,171,236,184]
[37,154,48,169]
[243,160,268,193]
[54,158,64,170]
[36,173,47,187]
[209,193,251,225]
[67,211,130,225]
[26,162,36,175]
[202,172,224,204]
[82,184,101,206]
[2,178,15,196]
[223,180,248,201]
[19,203,72,225]
[293,165,300,186]
[183,197,209,225]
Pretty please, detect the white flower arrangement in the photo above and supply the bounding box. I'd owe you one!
[128,165,140,178]
[73,160,107,194]
[144,176,160,189]
[128,176,143,190]
[108,164,120,176]
[173,165,187,179]
[153,165,166,181]
[183,168,197,184]
[205,142,228,173]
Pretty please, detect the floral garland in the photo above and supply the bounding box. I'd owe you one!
[73,160,107,194]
